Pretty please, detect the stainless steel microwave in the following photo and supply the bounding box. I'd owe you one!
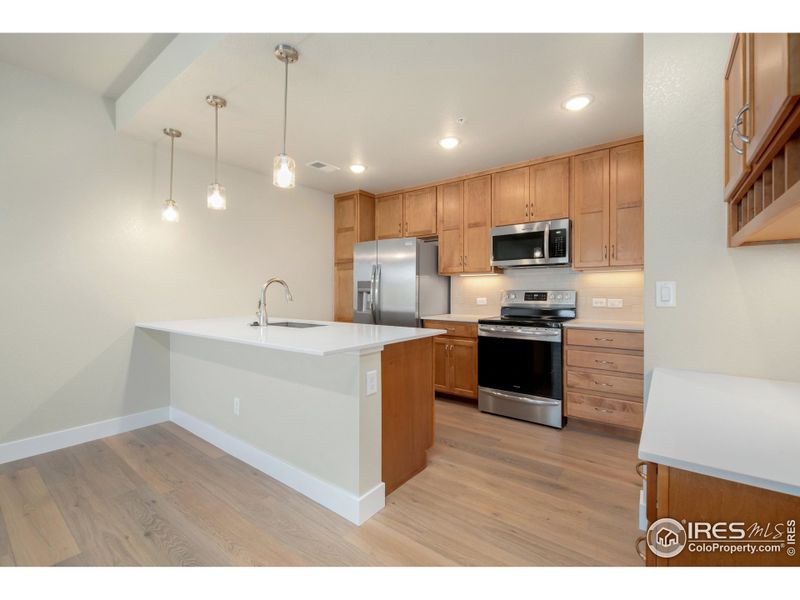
[490,218,570,268]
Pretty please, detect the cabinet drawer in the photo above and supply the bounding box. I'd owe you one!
[423,320,477,339]
[567,392,643,429]
[566,369,643,399]
[565,328,643,351]
[566,348,643,375]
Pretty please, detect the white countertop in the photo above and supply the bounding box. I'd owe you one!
[639,368,800,497]
[137,316,446,357]
[421,313,486,323]
[564,319,644,332]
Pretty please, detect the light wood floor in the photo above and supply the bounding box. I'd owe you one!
[0,399,642,566]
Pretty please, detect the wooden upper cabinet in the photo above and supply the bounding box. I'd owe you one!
[610,142,644,267]
[462,175,493,273]
[725,33,749,199]
[492,167,530,226]
[437,181,464,274]
[376,194,404,239]
[334,191,375,262]
[403,187,437,237]
[572,149,611,269]
[747,33,800,166]
[530,158,570,220]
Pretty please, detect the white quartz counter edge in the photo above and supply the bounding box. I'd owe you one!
[639,368,800,497]
[421,314,486,323]
[137,316,446,357]
[563,319,644,332]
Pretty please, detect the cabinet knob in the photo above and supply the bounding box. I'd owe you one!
[611,244,616,259]
[635,536,646,561]
[635,461,647,481]
[604,245,608,259]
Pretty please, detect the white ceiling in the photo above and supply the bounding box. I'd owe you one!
[1,33,643,195]
[0,33,176,98]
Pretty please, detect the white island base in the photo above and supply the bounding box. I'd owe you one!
[137,316,444,524]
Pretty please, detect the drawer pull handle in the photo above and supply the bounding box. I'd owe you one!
[635,461,647,481]
[595,359,616,365]
[594,407,614,414]
[593,381,614,387]
[635,536,646,561]
[594,337,614,342]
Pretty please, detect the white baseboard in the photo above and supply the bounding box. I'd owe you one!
[169,407,385,525]
[0,407,170,465]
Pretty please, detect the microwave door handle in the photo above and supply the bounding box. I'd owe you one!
[544,222,550,261]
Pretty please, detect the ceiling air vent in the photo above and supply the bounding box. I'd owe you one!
[306,160,340,173]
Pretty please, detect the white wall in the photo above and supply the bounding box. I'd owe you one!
[643,34,800,384]
[0,61,333,444]
[450,269,643,322]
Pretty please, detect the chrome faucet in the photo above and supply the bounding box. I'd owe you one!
[256,278,294,326]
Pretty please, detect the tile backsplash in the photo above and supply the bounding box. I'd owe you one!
[450,269,643,322]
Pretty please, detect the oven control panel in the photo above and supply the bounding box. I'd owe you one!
[502,290,576,307]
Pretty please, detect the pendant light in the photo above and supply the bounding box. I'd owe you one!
[206,95,228,210]
[273,44,299,189]
[161,128,182,222]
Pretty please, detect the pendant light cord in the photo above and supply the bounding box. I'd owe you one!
[169,135,175,200]
[282,58,288,155]
[214,105,219,183]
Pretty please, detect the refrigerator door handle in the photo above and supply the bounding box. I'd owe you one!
[369,265,377,324]
[373,264,382,323]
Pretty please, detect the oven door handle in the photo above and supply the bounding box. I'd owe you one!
[479,326,560,337]
[483,389,560,406]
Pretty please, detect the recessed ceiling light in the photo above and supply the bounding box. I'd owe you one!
[349,164,367,174]
[439,137,460,150]
[563,94,594,112]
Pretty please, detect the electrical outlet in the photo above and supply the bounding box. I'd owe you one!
[608,298,624,308]
[592,297,607,307]
[476,297,488,305]
[233,397,240,416]
[366,370,378,396]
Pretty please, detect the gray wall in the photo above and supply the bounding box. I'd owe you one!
[643,34,800,385]
[0,61,334,443]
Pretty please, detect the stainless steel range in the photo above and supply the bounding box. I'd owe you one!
[478,290,576,428]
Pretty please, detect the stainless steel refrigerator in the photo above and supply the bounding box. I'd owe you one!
[353,238,449,327]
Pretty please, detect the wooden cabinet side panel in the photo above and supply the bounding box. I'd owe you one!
[334,262,353,322]
[381,338,434,495]
[357,192,376,242]
[571,149,610,268]
[610,142,644,267]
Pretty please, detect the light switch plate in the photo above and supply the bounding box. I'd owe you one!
[592,297,607,307]
[366,370,378,396]
[476,297,487,305]
[608,298,624,308]
[656,281,677,307]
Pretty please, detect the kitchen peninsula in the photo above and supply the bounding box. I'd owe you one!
[136,316,445,525]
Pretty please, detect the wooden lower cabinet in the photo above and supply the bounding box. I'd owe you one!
[424,320,478,400]
[563,327,644,431]
[333,262,353,322]
[642,463,800,566]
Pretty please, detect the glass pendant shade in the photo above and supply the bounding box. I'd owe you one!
[273,153,296,189]
[207,182,227,210]
[162,199,179,222]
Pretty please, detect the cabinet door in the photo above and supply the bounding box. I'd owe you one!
[334,193,357,263]
[463,175,493,273]
[724,33,748,199]
[376,194,404,239]
[450,338,478,399]
[610,142,644,267]
[403,187,437,237]
[334,262,353,322]
[530,158,570,220]
[572,150,610,268]
[747,33,800,165]
[437,181,464,274]
[492,167,530,226]
[433,338,451,393]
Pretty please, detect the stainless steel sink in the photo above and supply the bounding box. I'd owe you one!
[250,321,326,328]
